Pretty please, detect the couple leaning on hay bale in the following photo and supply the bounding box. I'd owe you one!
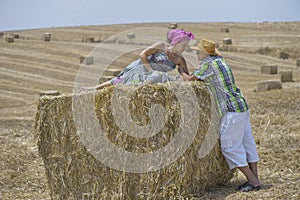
[81,29,194,90]
[82,30,261,192]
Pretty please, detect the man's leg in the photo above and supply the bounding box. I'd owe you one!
[238,165,260,187]
[249,162,258,178]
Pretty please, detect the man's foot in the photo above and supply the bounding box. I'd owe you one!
[236,181,248,190]
[240,182,261,192]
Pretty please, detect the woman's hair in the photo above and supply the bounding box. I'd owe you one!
[167,29,194,45]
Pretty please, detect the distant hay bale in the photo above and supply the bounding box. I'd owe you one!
[80,56,94,65]
[127,33,136,43]
[255,46,272,55]
[82,37,95,43]
[279,52,289,60]
[34,82,233,199]
[168,23,178,29]
[257,80,282,92]
[117,39,127,44]
[220,28,230,33]
[39,90,60,97]
[261,65,278,74]
[280,71,293,82]
[296,59,300,67]
[222,38,232,45]
[0,32,4,37]
[104,68,122,76]
[5,36,14,43]
[93,37,103,43]
[10,33,19,39]
[42,33,51,41]
[103,37,117,44]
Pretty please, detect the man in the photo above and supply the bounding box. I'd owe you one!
[179,38,261,192]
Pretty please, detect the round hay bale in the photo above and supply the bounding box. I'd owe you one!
[34,82,233,199]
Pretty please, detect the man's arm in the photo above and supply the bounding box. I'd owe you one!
[178,66,198,81]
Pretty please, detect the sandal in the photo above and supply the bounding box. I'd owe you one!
[236,181,248,190]
[241,182,261,192]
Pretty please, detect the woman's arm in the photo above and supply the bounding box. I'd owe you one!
[177,57,190,75]
[178,67,198,81]
[139,41,166,71]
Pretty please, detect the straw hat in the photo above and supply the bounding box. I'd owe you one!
[190,38,220,56]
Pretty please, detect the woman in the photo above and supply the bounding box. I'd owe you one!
[84,29,194,90]
[179,38,261,192]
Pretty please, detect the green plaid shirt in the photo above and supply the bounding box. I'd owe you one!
[192,56,248,117]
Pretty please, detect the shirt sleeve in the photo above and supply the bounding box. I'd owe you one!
[192,62,209,80]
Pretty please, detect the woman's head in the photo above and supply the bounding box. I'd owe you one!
[167,29,195,46]
[167,29,194,54]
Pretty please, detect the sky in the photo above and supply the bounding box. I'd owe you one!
[0,0,300,31]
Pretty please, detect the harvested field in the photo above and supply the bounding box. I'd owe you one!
[0,22,299,199]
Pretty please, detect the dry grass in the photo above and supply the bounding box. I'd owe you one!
[0,22,299,199]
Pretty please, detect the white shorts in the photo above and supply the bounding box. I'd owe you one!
[220,111,259,169]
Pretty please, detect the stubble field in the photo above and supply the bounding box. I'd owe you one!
[0,22,299,199]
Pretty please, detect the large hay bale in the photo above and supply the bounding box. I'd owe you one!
[280,71,293,82]
[257,80,282,92]
[261,65,278,74]
[35,82,233,199]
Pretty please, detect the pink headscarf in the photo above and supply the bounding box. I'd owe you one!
[168,29,195,45]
